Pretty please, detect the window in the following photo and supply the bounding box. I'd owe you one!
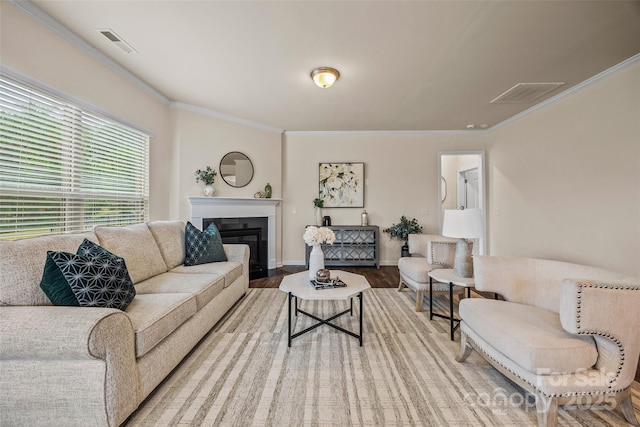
[0,75,149,240]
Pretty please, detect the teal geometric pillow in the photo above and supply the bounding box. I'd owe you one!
[40,239,136,310]
[40,255,80,306]
[184,221,227,266]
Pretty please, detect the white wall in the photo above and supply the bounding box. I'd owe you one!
[1,3,172,220]
[170,107,283,220]
[282,132,487,265]
[486,60,640,277]
[4,2,638,276]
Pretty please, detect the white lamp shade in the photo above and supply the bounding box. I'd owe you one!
[442,209,484,239]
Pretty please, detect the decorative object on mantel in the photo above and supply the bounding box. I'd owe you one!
[319,162,364,208]
[254,191,266,198]
[322,216,331,226]
[313,198,324,226]
[194,166,217,197]
[383,216,423,258]
[361,210,368,226]
[264,183,272,199]
[303,226,336,280]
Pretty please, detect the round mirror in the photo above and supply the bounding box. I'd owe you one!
[219,152,254,188]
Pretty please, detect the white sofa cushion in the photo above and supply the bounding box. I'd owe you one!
[460,298,598,374]
[125,293,196,357]
[146,220,185,270]
[170,261,243,289]
[135,272,224,310]
[95,223,168,284]
[0,232,99,306]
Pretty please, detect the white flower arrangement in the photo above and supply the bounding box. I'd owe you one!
[303,226,336,246]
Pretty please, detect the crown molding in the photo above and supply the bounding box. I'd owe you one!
[284,129,489,136]
[170,102,284,134]
[491,53,640,132]
[10,0,639,134]
[9,0,170,106]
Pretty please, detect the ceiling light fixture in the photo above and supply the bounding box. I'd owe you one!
[310,67,340,89]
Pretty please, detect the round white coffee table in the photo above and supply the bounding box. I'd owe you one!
[279,270,371,347]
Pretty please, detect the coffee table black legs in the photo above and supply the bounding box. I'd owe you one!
[287,292,364,347]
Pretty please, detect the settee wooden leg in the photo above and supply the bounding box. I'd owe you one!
[455,330,473,362]
[397,277,405,292]
[619,393,640,426]
[535,393,558,427]
[415,290,424,311]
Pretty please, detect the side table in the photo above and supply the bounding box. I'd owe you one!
[428,268,475,341]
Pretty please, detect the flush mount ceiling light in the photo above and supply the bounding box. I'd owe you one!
[310,67,340,88]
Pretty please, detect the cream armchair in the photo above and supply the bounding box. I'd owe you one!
[457,256,640,427]
[397,234,462,311]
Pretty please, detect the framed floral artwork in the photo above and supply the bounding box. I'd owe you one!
[318,162,364,208]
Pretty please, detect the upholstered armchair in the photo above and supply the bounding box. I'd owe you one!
[457,256,640,427]
[397,234,462,311]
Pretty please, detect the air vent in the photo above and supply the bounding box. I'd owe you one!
[490,82,565,104]
[98,29,137,54]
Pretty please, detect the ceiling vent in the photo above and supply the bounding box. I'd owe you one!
[98,29,137,54]
[490,82,565,104]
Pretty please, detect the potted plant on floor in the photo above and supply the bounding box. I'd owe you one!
[383,216,423,257]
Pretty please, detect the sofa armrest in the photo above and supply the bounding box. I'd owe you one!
[224,243,250,273]
[0,306,130,359]
[560,278,640,388]
[0,306,139,426]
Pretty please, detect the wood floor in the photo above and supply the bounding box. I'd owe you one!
[249,265,399,289]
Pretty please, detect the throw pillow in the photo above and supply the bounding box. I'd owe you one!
[40,239,136,310]
[184,221,227,266]
[40,255,81,306]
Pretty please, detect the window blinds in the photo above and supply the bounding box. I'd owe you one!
[0,75,149,240]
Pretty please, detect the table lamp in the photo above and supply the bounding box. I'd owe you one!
[442,208,484,278]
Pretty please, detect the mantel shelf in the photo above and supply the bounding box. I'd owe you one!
[188,196,281,206]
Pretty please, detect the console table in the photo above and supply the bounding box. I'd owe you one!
[305,225,379,268]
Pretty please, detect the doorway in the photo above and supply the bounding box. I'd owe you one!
[437,151,486,255]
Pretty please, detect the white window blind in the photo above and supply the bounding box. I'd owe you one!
[0,75,149,240]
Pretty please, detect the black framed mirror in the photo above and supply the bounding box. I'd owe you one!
[219,152,254,188]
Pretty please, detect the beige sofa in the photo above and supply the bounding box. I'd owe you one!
[457,256,640,427]
[0,220,249,427]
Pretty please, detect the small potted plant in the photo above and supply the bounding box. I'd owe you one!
[383,216,423,257]
[195,166,218,197]
[313,198,324,226]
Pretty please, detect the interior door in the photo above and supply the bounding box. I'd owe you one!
[457,167,479,209]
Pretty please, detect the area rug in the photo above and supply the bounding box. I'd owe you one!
[125,288,640,426]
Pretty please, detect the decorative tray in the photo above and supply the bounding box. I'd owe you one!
[309,278,347,290]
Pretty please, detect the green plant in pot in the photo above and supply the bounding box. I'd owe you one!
[383,216,423,257]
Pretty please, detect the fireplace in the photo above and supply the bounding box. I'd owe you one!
[203,217,268,280]
[188,196,280,279]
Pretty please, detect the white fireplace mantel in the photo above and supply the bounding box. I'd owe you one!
[188,197,281,269]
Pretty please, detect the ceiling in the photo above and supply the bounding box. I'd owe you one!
[25,1,640,132]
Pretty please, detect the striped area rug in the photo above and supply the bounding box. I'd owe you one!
[126,288,640,426]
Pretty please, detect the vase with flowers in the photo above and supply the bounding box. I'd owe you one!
[303,226,336,279]
[195,166,218,197]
